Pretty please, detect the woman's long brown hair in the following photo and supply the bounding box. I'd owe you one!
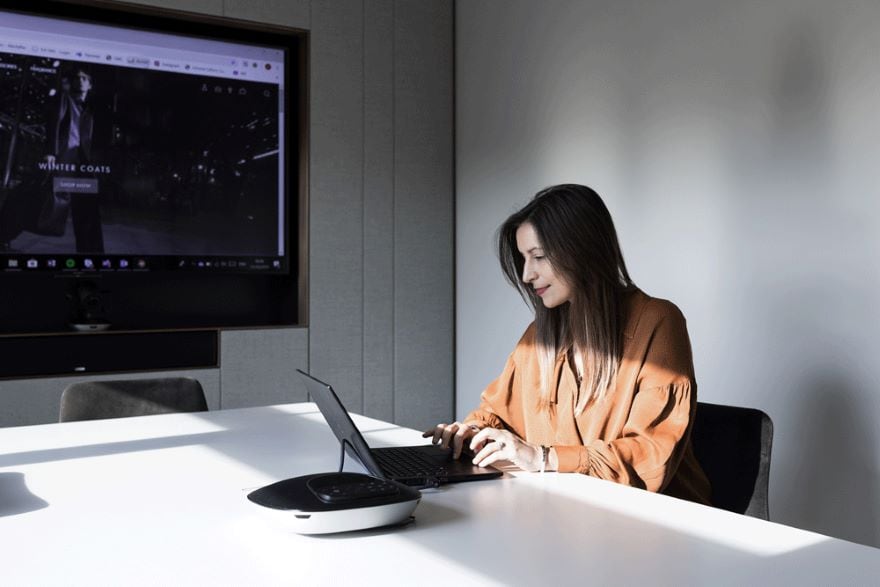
[497,184,635,414]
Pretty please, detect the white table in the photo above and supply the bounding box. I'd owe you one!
[1,403,878,585]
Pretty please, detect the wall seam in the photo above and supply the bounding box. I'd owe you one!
[391,0,397,424]
[450,0,456,421]
[306,0,313,403]
[361,0,367,416]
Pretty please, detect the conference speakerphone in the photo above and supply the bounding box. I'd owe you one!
[247,472,421,535]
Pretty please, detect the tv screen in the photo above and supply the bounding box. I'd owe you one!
[0,1,291,274]
[0,0,306,335]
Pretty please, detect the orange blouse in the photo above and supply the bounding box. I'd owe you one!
[464,289,711,504]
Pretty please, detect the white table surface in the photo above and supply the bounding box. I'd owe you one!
[1,403,878,586]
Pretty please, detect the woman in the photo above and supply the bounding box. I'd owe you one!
[425,184,710,504]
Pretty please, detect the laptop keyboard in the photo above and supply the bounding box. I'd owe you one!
[372,447,448,478]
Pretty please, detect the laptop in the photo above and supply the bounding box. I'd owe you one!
[297,370,502,488]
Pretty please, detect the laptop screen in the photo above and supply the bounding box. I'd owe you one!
[296,370,385,478]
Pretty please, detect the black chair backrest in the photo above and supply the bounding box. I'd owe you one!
[691,401,773,520]
[59,377,208,422]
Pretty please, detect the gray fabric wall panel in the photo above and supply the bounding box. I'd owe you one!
[219,328,309,408]
[362,0,396,422]
[0,369,220,428]
[223,0,309,27]
[308,0,366,412]
[392,1,455,429]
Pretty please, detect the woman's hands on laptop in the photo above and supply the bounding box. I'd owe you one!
[468,428,546,472]
[423,423,549,472]
[423,421,481,460]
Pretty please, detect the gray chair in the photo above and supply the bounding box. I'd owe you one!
[691,401,773,520]
[59,377,208,422]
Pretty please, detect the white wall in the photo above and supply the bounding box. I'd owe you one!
[456,0,880,547]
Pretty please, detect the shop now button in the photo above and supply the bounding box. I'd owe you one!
[53,177,99,193]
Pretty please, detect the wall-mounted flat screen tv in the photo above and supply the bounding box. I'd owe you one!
[0,0,307,334]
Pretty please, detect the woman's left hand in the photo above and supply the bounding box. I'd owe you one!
[469,428,542,471]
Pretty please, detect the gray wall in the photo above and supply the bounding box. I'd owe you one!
[0,0,453,431]
[456,0,880,547]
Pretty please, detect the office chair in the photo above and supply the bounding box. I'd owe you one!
[690,401,773,520]
[59,377,208,422]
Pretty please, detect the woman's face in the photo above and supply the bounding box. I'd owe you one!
[515,222,572,308]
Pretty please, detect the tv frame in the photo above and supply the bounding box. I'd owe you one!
[0,0,310,335]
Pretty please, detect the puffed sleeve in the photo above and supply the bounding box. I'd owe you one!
[554,302,696,492]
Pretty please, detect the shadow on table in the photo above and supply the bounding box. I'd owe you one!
[0,472,49,518]
[389,477,880,586]
[0,407,330,475]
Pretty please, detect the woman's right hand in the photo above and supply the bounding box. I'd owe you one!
[422,421,480,460]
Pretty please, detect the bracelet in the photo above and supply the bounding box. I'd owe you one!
[539,445,549,474]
